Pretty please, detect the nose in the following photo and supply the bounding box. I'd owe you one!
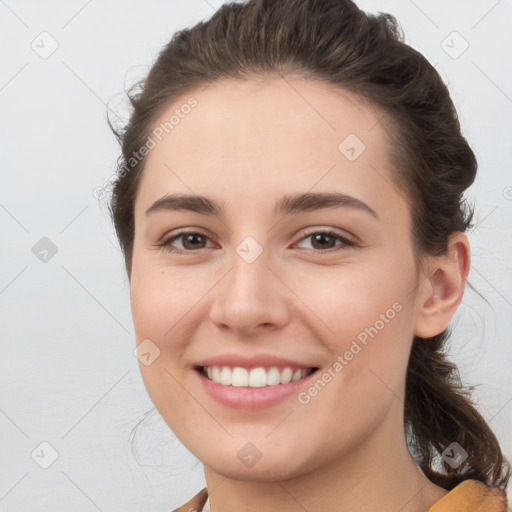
[208,243,291,336]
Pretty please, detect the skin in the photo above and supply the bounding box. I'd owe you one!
[129,76,470,512]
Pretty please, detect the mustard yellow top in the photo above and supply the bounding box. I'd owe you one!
[172,480,508,512]
[427,479,507,512]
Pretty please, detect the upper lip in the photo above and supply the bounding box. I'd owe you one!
[195,353,319,370]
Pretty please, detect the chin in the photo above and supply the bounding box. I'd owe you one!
[200,443,312,482]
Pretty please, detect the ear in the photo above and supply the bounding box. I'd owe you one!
[414,232,471,338]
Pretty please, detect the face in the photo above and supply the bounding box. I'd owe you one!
[130,77,425,481]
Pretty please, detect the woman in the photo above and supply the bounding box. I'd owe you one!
[108,0,510,510]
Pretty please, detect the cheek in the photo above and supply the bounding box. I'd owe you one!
[292,259,413,344]
[290,258,416,399]
[130,263,208,344]
[129,265,202,434]
[290,270,414,458]
[129,266,193,393]
[129,263,221,411]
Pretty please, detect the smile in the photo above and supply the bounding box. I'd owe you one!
[200,365,317,387]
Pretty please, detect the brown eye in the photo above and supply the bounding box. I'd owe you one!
[310,232,338,250]
[295,230,355,254]
[159,231,212,254]
[180,233,208,250]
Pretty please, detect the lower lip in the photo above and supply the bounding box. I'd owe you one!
[194,368,319,409]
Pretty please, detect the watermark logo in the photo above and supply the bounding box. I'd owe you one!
[31,441,59,469]
[441,442,468,469]
[237,442,262,468]
[32,237,58,263]
[441,31,469,60]
[31,31,59,60]
[236,236,264,264]
[133,338,161,366]
[338,133,366,162]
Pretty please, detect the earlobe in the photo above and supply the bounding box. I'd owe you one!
[414,232,471,338]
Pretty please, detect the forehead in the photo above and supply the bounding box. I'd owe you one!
[134,76,406,223]
[150,76,386,154]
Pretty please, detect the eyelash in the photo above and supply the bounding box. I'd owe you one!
[156,229,356,256]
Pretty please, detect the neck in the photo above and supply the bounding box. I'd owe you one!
[203,403,448,512]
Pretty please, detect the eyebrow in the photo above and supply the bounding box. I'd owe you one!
[145,191,379,219]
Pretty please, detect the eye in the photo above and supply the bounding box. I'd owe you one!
[294,229,355,254]
[158,230,213,254]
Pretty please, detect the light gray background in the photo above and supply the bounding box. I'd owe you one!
[1,1,511,511]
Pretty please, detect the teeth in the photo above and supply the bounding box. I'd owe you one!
[291,368,302,382]
[233,367,249,387]
[248,367,265,387]
[281,367,293,384]
[202,366,314,387]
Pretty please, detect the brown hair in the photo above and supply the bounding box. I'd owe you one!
[108,0,510,495]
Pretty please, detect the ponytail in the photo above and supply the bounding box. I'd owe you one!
[405,330,511,493]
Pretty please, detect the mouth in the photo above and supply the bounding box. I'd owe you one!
[195,365,320,388]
